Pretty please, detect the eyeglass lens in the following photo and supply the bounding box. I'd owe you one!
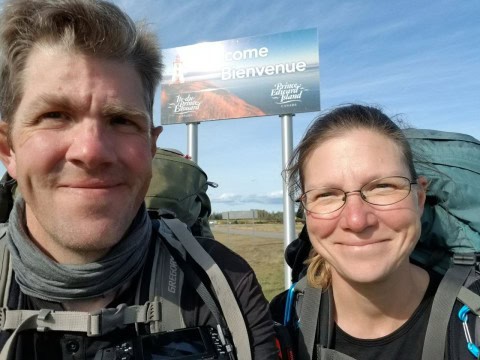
[302,176,413,215]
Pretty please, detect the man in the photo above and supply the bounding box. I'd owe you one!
[0,0,277,358]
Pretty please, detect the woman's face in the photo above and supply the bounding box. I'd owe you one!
[303,129,427,285]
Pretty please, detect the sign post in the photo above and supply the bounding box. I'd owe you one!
[281,114,295,288]
[186,123,199,162]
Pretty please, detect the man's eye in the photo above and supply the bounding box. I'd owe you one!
[41,112,64,120]
[112,116,126,124]
[111,116,139,128]
[35,112,71,125]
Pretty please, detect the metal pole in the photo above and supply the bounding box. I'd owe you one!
[280,113,296,289]
[187,123,199,163]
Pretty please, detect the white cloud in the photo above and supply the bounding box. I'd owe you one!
[211,191,284,205]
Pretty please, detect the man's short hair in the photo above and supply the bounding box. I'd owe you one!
[0,0,163,124]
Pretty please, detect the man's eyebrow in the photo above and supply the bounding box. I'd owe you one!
[102,103,150,123]
[27,95,151,123]
[29,94,80,114]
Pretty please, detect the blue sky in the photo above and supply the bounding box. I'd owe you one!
[2,0,479,214]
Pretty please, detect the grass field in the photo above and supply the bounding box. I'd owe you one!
[211,223,303,301]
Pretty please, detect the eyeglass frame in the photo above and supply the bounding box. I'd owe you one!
[297,176,418,215]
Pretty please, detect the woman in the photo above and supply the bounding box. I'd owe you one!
[283,104,477,359]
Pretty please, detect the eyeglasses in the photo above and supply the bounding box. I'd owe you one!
[298,176,417,215]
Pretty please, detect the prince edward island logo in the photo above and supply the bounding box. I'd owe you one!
[169,94,201,115]
[271,82,306,106]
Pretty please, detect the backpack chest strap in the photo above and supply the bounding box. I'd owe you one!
[0,302,161,336]
[0,302,162,360]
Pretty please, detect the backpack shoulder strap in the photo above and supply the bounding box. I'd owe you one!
[0,226,12,308]
[150,221,230,334]
[422,254,476,360]
[295,278,350,360]
[295,277,321,359]
[296,277,334,359]
[161,217,251,360]
[144,230,185,333]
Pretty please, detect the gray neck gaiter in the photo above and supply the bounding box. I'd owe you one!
[6,197,151,302]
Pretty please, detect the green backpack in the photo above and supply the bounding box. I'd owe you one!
[145,148,217,238]
[406,129,480,272]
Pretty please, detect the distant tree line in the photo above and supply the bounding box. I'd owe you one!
[210,209,284,222]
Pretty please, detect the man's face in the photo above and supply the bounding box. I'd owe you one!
[0,45,161,264]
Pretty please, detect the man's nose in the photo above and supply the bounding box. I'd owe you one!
[65,120,116,169]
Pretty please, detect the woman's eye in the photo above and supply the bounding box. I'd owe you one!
[369,182,398,194]
[375,183,394,189]
[376,181,401,190]
[310,191,336,202]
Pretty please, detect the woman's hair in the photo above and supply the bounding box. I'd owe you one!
[0,0,162,124]
[285,104,417,288]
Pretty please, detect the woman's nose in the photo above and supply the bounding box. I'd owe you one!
[340,192,378,232]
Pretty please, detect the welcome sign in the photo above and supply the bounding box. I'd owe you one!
[160,28,320,125]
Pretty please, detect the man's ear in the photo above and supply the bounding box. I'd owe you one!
[151,126,163,157]
[0,121,16,178]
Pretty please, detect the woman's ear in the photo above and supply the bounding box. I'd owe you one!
[0,121,16,178]
[416,176,429,212]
